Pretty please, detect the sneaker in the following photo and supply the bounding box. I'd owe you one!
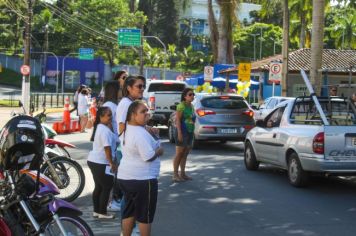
[98,213,115,219]
[107,200,121,212]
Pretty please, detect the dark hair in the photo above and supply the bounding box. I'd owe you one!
[122,75,146,97]
[181,88,194,102]
[104,81,120,104]
[77,85,86,93]
[113,70,127,81]
[122,100,146,145]
[90,106,111,142]
[81,88,89,95]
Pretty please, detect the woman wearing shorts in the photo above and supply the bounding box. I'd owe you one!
[117,100,164,236]
[173,88,195,182]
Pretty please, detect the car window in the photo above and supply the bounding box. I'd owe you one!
[147,83,185,92]
[266,106,286,127]
[201,96,248,109]
[266,98,277,109]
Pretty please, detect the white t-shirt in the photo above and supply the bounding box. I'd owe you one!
[77,93,89,116]
[87,124,117,165]
[103,101,118,136]
[116,97,133,134]
[117,125,161,180]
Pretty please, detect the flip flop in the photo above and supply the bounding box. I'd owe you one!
[172,176,184,182]
[181,175,193,181]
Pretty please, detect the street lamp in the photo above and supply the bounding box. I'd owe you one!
[270,37,276,55]
[250,34,259,61]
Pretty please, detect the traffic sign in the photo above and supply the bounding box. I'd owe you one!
[20,65,30,76]
[204,66,214,82]
[79,48,94,60]
[238,63,251,82]
[269,62,282,83]
[118,28,141,47]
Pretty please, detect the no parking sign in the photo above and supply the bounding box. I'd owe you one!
[269,62,282,83]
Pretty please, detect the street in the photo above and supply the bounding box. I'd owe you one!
[59,129,356,236]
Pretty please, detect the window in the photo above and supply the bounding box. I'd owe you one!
[266,107,285,127]
[201,96,248,109]
[147,83,186,92]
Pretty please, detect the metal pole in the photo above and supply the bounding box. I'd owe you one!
[251,34,258,61]
[259,27,263,60]
[143,36,167,80]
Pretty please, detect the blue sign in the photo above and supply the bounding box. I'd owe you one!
[79,48,94,60]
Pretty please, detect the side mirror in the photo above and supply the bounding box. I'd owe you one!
[170,105,177,110]
[18,101,23,107]
[251,105,258,110]
[256,120,265,127]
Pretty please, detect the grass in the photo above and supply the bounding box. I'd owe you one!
[0,99,19,107]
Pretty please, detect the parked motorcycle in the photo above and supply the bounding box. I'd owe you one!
[0,115,93,236]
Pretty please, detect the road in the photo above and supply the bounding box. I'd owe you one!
[57,129,356,236]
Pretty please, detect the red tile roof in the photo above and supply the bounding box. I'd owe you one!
[220,49,356,74]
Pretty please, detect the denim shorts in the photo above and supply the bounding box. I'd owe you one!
[174,128,193,147]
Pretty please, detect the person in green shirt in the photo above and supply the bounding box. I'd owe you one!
[173,88,196,182]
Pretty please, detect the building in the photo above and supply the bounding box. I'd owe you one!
[219,49,356,100]
[180,0,261,51]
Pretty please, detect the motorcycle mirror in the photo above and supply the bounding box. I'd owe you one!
[19,101,23,107]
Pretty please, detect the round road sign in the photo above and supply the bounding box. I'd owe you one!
[270,63,281,74]
[20,65,31,76]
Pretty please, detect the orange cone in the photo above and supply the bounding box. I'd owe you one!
[63,97,71,132]
[89,97,97,121]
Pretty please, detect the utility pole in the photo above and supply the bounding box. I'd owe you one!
[251,34,258,61]
[42,24,49,88]
[22,0,32,114]
[139,26,144,75]
[281,0,289,97]
[259,27,263,60]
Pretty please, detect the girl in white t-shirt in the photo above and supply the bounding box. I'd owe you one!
[87,106,117,219]
[117,100,164,236]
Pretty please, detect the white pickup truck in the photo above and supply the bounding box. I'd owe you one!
[143,80,187,126]
[244,95,356,187]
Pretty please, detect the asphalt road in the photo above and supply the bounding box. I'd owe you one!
[56,129,356,236]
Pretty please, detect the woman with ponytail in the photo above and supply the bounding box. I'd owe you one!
[87,106,117,219]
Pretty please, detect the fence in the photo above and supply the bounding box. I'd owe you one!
[30,93,74,111]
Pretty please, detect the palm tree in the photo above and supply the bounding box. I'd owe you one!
[310,0,326,95]
[208,0,218,62]
[329,8,356,49]
[289,0,312,48]
[216,0,239,64]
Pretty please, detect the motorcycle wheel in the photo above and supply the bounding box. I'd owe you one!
[43,211,93,236]
[57,146,71,158]
[40,156,85,202]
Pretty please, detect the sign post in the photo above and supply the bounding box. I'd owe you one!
[269,62,282,96]
[79,48,94,60]
[118,28,142,47]
[204,66,214,82]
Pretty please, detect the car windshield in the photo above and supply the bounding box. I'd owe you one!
[148,83,185,92]
[201,96,248,109]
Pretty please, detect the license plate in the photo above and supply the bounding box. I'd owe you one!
[353,138,356,146]
[219,128,238,134]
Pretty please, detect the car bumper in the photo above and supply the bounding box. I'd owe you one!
[300,154,356,173]
[149,112,171,125]
[194,126,253,141]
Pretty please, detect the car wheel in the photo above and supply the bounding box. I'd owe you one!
[244,142,259,170]
[168,123,175,143]
[287,153,308,187]
[192,135,199,149]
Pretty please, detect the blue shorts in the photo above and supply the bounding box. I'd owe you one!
[174,128,193,147]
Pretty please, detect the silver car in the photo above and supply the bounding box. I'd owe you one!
[254,96,294,120]
[168,93,255,145]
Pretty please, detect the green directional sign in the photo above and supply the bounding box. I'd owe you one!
[118,28,141,47]
[79,48,94,60]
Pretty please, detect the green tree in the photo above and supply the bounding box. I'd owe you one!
[328,8,356,49]
[155,0,178,45]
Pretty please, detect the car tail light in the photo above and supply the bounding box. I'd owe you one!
[243,110,254,118]
[196,109,216,117]
[243,125,254,130]
[313,132,324,154]
[149,96,155,110]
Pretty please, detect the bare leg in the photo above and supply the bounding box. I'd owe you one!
[80,115,88,132]
[121,217,135,236]
[173,146,185,181]
[180,147,192,180]
[138,222,151,236]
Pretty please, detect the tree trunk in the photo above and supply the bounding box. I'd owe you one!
[217,16,228,64]
[299,14,306,48]
[310,0,325,96]
[281,0,289,96]
[208,0,219,63]
[129,0,135,12]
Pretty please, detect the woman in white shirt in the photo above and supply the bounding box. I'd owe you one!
[117,100,164,236]
[78,88,89,132]
[87,106,117,219]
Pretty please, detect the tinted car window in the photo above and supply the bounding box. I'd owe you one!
[201,97,248,109]
[148,83,185,92]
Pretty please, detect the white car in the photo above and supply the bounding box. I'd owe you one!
[244,96,356,187]
[254,96,294,120]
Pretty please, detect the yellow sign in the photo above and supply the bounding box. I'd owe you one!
[238,63,251,82]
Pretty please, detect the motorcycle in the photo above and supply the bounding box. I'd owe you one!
[0,114,93,235]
